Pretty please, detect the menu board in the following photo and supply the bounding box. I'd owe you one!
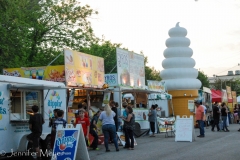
[3,65,65,82]
[175,115,193,142]
[147,80,166,92]
[116,48,145,89]
[64,49,105,87]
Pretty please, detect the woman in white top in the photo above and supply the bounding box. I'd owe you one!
[99,104,119,152]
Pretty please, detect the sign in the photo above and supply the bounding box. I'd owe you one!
[64,49,105,88]
[226,86,232,102]
[116,48,145,89]
[133,109,149,129]
[44,89,66,120]
[232,91,237,103]
[3,65,65,82]
[68,89,75,108]
[188,100,194,110]
[102,92,111,106]
[52,124,89,160]
[175,115,194,142]
[157,117,175,133]
[105,74,118,86]
[147,80,166,92]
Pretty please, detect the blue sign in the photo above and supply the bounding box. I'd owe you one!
[105,74,118,86]
[52,129,79,160]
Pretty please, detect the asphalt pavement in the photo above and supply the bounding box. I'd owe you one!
[89,124,240,160]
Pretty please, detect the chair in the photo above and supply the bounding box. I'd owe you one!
[133,122,150,138]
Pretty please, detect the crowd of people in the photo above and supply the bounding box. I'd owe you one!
[195,100,240,139]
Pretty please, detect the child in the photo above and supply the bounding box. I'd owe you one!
[28,105,45,160]
[52,110,67,148]
[89,111,101,150]
[75,103,89,118]
[75,109,90,147]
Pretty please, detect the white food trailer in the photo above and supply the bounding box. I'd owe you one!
[0,75,66,157]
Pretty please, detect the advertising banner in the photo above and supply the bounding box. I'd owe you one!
[52,124,89,160]
[226,86,232,102]
[3,65,65,82]
[232,91,237,103]
[64,49,105,88]
[105,74,118,86]
[147,80,166,92]
[222,89,228,103]
[116,48,145,89]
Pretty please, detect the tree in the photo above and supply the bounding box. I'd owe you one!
[197,71,210,89]
[144,57,161,84]
[212,78,240,95]
[0,0,97,71]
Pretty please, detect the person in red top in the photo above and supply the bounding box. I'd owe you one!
[194,100,205,138]
[75,109,90,146]
[75,103,89,118]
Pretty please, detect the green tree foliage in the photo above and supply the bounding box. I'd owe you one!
[0,0,97,71]
[197,71,210,89]
[144,57,161,84]
[213,78,240,95]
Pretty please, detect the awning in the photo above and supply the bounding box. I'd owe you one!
[203,87,211,94]
[7,84,66,90]
[121,89,161,94]
[211,89,222,102]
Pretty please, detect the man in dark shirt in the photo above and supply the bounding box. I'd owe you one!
[211,103,220,131]
[28,105,45,159]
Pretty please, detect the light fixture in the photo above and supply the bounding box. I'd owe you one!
[184,93,186,96]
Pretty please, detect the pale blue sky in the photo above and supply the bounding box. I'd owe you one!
[80,0,240,77]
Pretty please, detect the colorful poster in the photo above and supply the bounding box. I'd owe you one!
[3,65,65,82]
[226,86,232,102]
[105,74,118,86]
[232,91,237,103]
[64,49,105,88]
[188,100,194,110]
[116,48,145,89]
[133,109,149,121]
[147,80,166,92]
[102,92,111,106]
[52,129,78,160]
[157,117,175,133]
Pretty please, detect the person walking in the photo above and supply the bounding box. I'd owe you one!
[211,103,220,132]
[194,100,205,138]
[221,102,230,132]
[148,105,157,137]
[122,106,135,150]
[99,104,119,152]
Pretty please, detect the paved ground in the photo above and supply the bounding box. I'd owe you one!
[89,124,240,160]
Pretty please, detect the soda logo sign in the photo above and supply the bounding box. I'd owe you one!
[48,91,63,109]
[0,91,4,105]
[0,107,6,114]
[105,75,116,85]
[56,131,76,151]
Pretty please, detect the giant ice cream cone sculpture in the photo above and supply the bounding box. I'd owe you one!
[160,22,201,117]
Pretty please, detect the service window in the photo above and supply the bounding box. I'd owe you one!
[10,90,42,121]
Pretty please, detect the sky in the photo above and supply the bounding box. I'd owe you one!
[79,0,240,77]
